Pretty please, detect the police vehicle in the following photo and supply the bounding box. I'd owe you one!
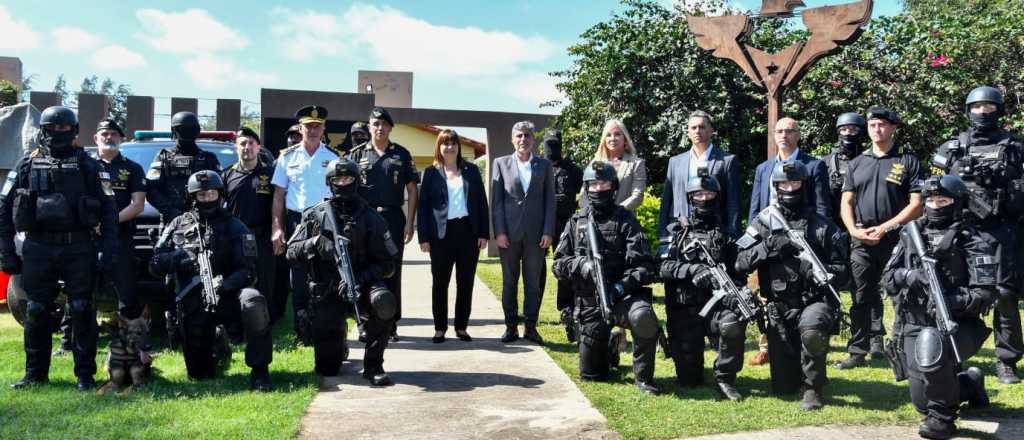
[3,131,241,327]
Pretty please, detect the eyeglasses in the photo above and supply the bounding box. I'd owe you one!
[775,129,799,134]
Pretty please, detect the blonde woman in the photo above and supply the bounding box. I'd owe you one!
[583,119,647,211]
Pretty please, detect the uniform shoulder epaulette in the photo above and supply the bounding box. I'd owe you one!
[278,144,300,158]
[324,144,343,156]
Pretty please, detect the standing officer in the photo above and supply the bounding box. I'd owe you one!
[271,106,340,341]
[224,127,280,324]
[348,107,419,341]
[271,123,304,326]
[736,161,849,411]
[150,171,273,391]
[348,121,370,153]
[822,113,868,221]
[146,111,221,222]
[659,169,747,400]
[94,119,146,320]
[930,86,1024,385]
[1,106,118,390]
[553,162,660,395]
[837,107,923,369]
[883,175,995,440]
[287,159,399,385]
[543,129,584,341]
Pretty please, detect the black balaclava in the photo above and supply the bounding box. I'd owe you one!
[689,193,719,226]
[195,196,222,219]
[776,184,806,218]
[173,124,201,154]
[543,137,563,163]
[925,203,956,229]
[587,184,616,216]
[40,127,76,157]
[837,129,865,158]
[969,110,1001,132]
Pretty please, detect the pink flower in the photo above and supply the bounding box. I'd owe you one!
[830,80,842,89]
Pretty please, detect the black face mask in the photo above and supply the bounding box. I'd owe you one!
[925,204,956,229]
[174,125,201,153]
[587,188,616,213]
[776,187,805,216]
[41,128,77,156]
[969,112,1001,131]
[544,141,563,163]
[195,199,222,218]
[331,182,359,202]
[837,134,864,157]
[689,196,719,224]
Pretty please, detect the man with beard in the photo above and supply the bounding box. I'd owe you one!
[1,106,119,390]
[553,162,660,394]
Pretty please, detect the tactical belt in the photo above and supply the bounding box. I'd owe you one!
[27,230,93,244]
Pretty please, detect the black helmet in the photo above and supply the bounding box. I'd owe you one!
[40,106,79,131]
[921,175,968,226]
[685,167,720,195]
[171,111,200,128]
[583,161,619,190]
[326,159,361,201]
[771,161,808,183]
[835,112,866,131]
[187,170,225,194]
[965,86,1004,114]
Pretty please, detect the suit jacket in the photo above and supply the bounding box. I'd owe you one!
[490,154,556,242]
[581,154,647,212]
[657,146,741,238]
[417,162,490,244]
[748,150,831,221]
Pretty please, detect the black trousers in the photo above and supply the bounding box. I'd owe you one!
[847,236,897,355]
[59,232,142,348]
[903,318,990,423]
[983,221,1022,365]
[271,252,290,324]
[287,210,308,331]
[310,286,393,376]
[429,218,479,331]
[766,300,833,394]
[21,238,97,380]
[179,288,272,379]
[577,295,656,383]
[252,229,276,323]
[666,305,746,385]
[552,214,574,312]
[377,207,406,324]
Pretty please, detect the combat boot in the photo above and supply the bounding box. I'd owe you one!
[869,336,886,361]
[799,386,824,411]
[501,325,519,343]
[559,308,577,343]
[524,324,544,345]
[996,361,1021,385]
[363,370,393,387]
[835,354,866,370]
[635,380,659,395]
[10,375,48,389]
[76,376,96,391]
[962,367,989,408]
[250,366,272,392]
[918,416,956,440]
[715,381,743,401]
[608,328,625,368]
[214,325,232,371]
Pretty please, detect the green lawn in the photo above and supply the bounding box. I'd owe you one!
[0,305,319,440]
[475,255,1024,440]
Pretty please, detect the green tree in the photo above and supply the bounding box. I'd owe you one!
[79,75,134,127]
[52,74,69,105]
[0,80,18,107]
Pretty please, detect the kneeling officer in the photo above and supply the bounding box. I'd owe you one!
[150,171,273,391]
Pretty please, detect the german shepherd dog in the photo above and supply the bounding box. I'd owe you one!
[97,315,153,395]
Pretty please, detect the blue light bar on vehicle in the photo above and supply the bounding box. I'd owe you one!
[133,130,173,141]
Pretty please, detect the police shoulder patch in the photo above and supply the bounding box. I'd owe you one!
[1,170,16,197]
[99,171,115,196]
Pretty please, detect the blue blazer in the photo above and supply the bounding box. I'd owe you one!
[657,146,741,238]
[748,150,831,221]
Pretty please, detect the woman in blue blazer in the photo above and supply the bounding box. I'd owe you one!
[417,130,490,343]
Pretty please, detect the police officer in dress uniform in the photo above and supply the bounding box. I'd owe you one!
[146,111,221,222]
[150,171,273,391]
[543,129,584,342]
[659,169,747,400]
[553,162,660,395]
[1,106,119,390]
[930,86,1024,385]
[347,107,419,341]
[882,175,995,440]
[735,161,850,411]
[271,106,341,341]
[837,107,924,370]
[286,159,399,385]
[224,128,280,325]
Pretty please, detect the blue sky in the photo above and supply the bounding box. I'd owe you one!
[1,0,902,128]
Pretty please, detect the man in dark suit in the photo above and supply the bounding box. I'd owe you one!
[491,121,556,344]
[749,117,831,220]
[658,110,741,239]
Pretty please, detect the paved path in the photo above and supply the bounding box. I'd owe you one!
[298,243,617,440]
[679,417,1023,440]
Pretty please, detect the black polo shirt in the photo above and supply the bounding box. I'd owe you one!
[841,145,923,226]
[97,152,145,236]
[348,141,419,207]
[223,159,275,233]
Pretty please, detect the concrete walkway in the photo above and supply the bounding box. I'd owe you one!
[680,417,1024,440]
[298,243,617,440]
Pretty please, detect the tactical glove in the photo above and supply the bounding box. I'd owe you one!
[1,252,22,275]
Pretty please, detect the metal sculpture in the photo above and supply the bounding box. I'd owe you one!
[687,0,873,157]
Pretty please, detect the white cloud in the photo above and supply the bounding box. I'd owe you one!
[52,27,102,53]
[0,5,40,51]
[182,56,277,89]
[136,8,248,54]
[271,4,558,77]
[499,71,563,107]
[90,45,147,70]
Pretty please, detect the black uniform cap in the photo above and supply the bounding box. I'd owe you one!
[96,118,125,137]
[866,106,901,126]
[350,121,369,135]
[296,105,327,124]
[286,124,302,136]
[369,107,394,127]
[236,127,261,145]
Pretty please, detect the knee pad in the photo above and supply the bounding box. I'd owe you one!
[627,301,658,340]
[369,285,396,321]
[914,327,944,373]
[238,288,270,336]
[719,319,746,340]
[800,329,829,358]
[68,298,93,315]
[25,300,50,326]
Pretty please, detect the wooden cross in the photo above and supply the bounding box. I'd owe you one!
[687,0,873,158]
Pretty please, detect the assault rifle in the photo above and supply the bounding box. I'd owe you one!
[585,212,615,325]
[321,206,363,319]
[760,206,843,308]
[904,220,962,364]
[687,240,761,322]
[177,213,220,314]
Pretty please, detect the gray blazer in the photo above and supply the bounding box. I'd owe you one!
[656,146,741,238]
[582,154,647,211]
[491,154,556,242]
